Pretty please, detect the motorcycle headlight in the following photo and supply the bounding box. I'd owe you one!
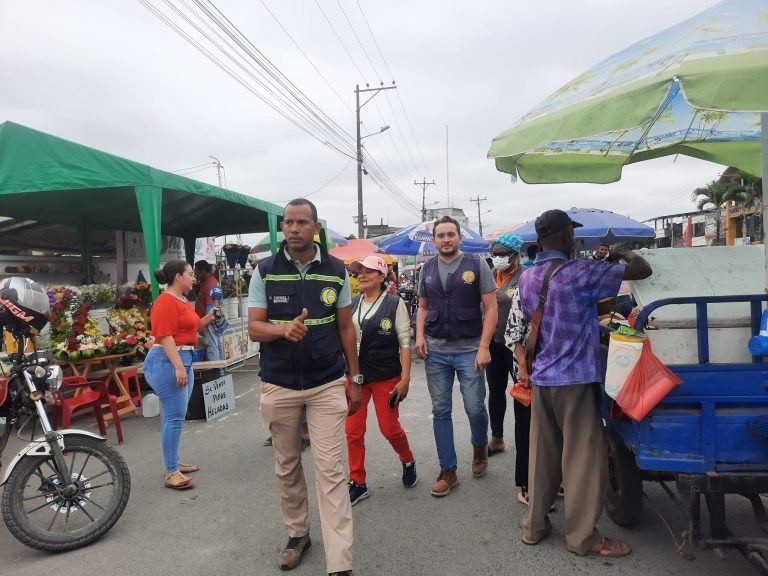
[46,365,63,392]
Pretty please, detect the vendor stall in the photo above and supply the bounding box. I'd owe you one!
[0,121,290,368]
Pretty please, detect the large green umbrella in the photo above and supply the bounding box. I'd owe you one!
[488,0,768,280]
[488,0,768,185]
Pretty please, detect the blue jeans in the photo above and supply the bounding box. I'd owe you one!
[143,346,194,472]
[202,324,224,361]
[425,351,489,469]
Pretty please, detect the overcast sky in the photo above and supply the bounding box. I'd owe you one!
[0,0,722,241]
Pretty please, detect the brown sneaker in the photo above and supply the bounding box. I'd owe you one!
[430,468,459,497]
[278,534,311,570]
[472,445,488,478]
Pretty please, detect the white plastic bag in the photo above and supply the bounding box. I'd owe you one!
[604,331,645,399]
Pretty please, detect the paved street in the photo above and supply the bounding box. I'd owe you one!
[0,355,760,576]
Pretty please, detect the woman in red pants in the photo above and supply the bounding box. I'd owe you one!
[346,255,417,506]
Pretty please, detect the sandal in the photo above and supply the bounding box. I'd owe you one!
[587,538,631,558]
[517,489,529,505]
[521,517,552,546]
[164,471,194,490]
[179,463,200,473]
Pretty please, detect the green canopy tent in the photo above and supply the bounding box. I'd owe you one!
[0,121,285,297]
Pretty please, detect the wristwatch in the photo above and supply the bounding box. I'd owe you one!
[350,374,364,385]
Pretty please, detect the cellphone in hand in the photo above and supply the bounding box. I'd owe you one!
[388,394,398,408]
[214,308,222,319]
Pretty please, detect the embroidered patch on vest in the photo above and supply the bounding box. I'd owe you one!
[505,288,514,298]
[320,287,338,306]
[379,318,392,332]
[462,270,476,284]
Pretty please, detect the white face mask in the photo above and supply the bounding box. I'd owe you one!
[491,255,512,271]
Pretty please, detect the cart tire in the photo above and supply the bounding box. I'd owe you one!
[605,431,643,526]
[748,549,768,576]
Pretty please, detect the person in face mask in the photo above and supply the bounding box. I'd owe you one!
[484,233,525,457]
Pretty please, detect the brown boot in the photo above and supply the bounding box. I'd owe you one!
[430,468,459,497]
[488,437,506,456]
[472,445,488,478]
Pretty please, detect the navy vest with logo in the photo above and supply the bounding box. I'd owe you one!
[421,255,483,340]
[352,292,401,383]
[258,244,347,389]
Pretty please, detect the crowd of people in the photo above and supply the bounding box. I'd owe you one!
[143,198,652,575]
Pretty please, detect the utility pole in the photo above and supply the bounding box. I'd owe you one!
[470,195,488,236]
[209,156,228,244]
[414,177,436,222]
[356,82,397,239]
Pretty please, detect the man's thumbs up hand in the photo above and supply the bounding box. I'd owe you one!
[284,308,310,342]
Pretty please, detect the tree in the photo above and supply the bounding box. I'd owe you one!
[690,180,745,245]
[719,167,764,242]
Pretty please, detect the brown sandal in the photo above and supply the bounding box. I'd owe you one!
[587,538,631,558]
[165,471,194,490]
[179,463,200,473]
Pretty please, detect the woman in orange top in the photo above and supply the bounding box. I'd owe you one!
[144,259,218,490]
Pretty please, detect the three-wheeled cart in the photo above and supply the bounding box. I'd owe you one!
[603,247,768,574]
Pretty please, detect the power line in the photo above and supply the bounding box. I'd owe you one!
[257,0,353,115]
[140,0,358,159]
[334,0,380,81]
[355,0,433,177]
[313,0,367,81]
[274,159,354,202]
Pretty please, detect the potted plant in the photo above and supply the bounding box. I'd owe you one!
[237,244,252,268]
[222,243,240,268]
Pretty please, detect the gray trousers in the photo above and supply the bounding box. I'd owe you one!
[522,383,607,555]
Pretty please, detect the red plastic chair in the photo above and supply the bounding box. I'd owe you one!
[119,368,143,408]
[52,376,124,444]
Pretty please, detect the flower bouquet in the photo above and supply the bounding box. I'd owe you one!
[118,281,152,309]
[78,284,119,308]
[52,296,107,361]
[106,308,154,360]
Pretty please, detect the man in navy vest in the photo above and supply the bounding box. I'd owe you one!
[416,215,498,497]
[248,198,362,576]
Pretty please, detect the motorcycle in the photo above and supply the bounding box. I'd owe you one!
[0,277,130,552]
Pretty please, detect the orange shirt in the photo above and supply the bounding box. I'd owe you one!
[150,292,200,346]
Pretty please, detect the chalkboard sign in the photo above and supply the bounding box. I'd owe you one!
[202,374,236,421]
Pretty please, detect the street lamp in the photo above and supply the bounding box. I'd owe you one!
[356,83,397,239]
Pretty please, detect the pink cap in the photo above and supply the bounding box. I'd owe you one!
[349,255,388,275]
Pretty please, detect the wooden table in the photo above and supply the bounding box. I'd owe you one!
[62,353,138,420]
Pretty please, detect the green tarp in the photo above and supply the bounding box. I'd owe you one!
[0,122,284,296]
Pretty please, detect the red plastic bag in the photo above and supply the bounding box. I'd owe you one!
[615,338,682,420]
[509,382,531,407]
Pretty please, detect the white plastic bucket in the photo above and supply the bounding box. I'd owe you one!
[604,332,645,399]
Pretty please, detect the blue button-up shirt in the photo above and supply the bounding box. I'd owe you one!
[518,250,623,386]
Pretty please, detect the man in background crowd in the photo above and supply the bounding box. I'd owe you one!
[194,260,224,361]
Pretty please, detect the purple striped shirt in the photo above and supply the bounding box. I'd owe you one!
[519,250,623,386]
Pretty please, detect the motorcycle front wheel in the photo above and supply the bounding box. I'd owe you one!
[1,435,131,552]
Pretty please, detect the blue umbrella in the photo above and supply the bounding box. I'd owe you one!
[377,220,489,256]
[513,208,654,250]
